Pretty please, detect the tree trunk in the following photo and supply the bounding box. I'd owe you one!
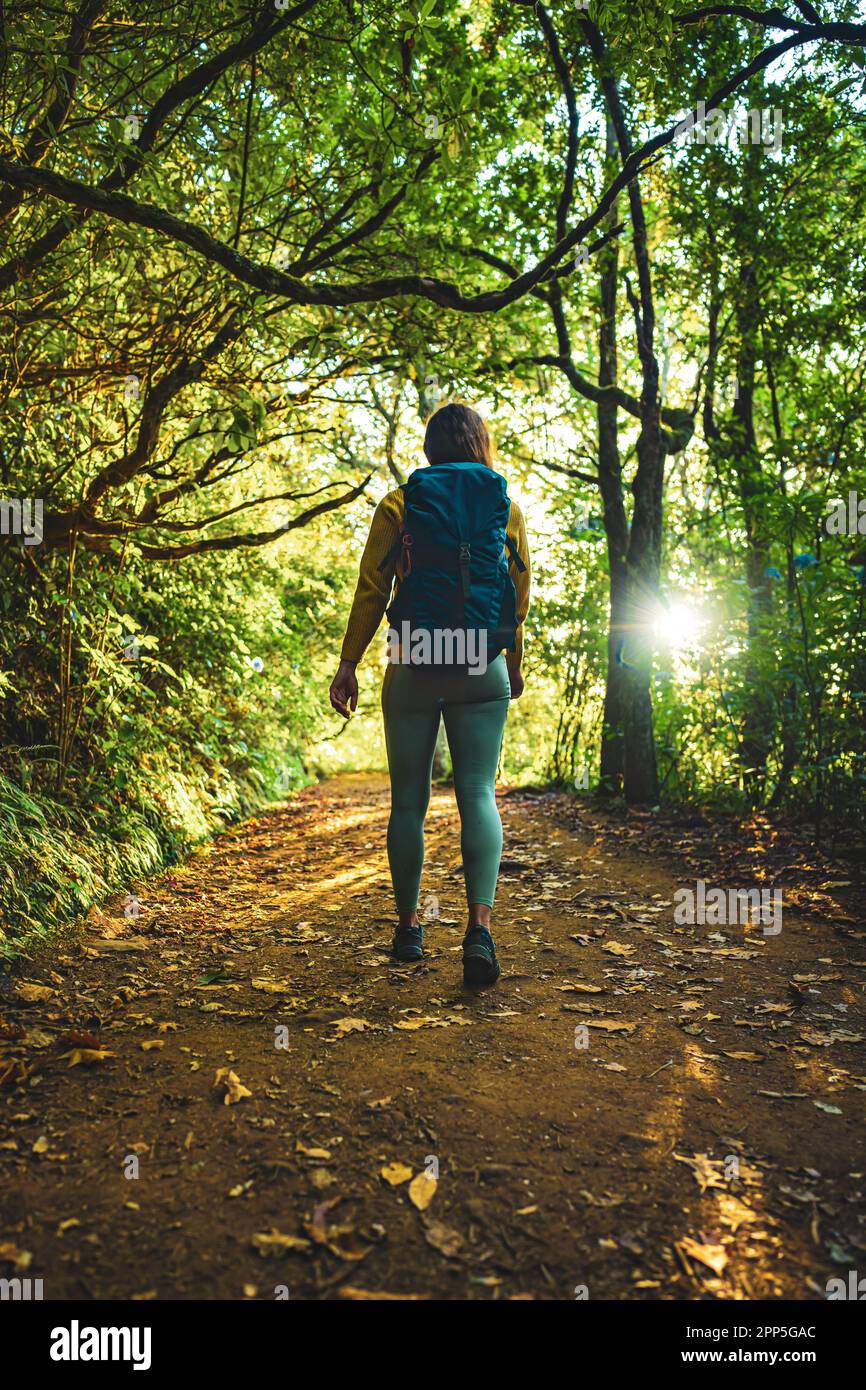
[591,51,663,805]
[622,400,663,806]
[733,254,774,803]
[600,576,629,793]
[597,116,629,794]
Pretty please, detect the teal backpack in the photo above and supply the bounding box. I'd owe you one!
[378,461,525,669]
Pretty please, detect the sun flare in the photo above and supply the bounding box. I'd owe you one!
[653,598,704,652]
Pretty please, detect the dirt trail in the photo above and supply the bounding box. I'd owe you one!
[1,774,864,1301]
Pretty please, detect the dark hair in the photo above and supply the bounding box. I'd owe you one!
[423,402,494,469]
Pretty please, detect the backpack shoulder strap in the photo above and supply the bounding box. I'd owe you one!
[376,488,406,573]
[505,532,527,574]
[503,498,527,573]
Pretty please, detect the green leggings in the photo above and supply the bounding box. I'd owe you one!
[381,653,511,912]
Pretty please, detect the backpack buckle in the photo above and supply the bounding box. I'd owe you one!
[458,541,471,597]
[401,531,413,577]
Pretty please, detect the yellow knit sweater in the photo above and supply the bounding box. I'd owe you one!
[340,483,531,666]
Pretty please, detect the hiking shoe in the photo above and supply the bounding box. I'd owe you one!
[462,926,500,987]
[393,923,424,962]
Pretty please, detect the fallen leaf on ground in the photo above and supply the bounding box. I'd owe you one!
[61,1048,114,1067]
[310,1168,335,1190]
[408,1172,437,1210]
[423,1218,463,1258]
[85,904,121,936]
[14,983,55,1003]
[0,1242,32,1271]
[677,1236,729,1276]
[715,1194,759,1233]
[330,1017,371,1036]
[673,1152,727,1193]
[304,1199,372,1261]
[296,1141,331,1160]
[0,1059,30,1087]
[213,1067,252,1105]
[251,1229,311,1256]
[380,1162,413,1186]
[394,1016,450,1031]
[58,1030,101,1049]
[339,1287,429,1300]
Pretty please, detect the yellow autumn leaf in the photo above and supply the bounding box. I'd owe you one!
[673,1152,727,1193]
[251,1229,312,1256]
[408,1171,437,1211]
[0,1241,32,1271]
[394,1015,451,1030]
[380,1161,413,1186]
[296,1141,331,1160]
[213,1067,252,1104]
[339,1286,428,1301]
[677,1236,729,1276]
[14,982,55,1003]
[62,1048,115,1066]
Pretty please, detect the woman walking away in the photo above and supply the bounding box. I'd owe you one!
[329,403,531,988]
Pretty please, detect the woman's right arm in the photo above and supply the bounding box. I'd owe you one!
[506,500,531,699]
[329,493,401,718]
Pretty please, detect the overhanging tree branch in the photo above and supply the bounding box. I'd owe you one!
[0,0,108,227]
[676,5,808,29]
[118,471,373,560]
[0,0,321,290]
[2,22,852,315]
